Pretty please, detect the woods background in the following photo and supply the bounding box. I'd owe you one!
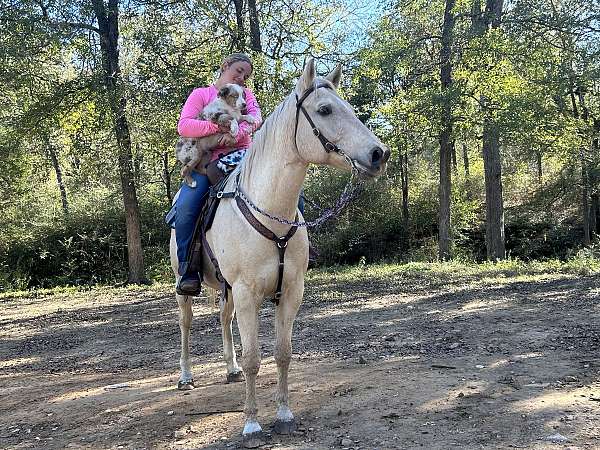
[1,0,599,290]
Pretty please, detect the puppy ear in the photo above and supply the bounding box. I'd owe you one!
[295,58,316,94]
[219,85,230,98]
[325,64,342,89]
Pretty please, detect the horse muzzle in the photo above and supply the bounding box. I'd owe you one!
[356,145,390,177]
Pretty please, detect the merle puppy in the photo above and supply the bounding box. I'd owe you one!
[176,83,255,187]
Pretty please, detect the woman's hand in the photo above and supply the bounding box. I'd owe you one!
[218,133,237,147]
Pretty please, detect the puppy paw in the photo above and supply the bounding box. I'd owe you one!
[244,115,256,124]
[185,176,197,188]
[230,121,239,136]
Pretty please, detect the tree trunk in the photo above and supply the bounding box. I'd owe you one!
[438,0,456,260]
[483,119,505,260]
[581,149,591,245]
[400,149,409,227]
[232,0,245,51]
[462,142,470,177]
[591,133,599,239]
[163,150,173,204]
[536,151,543,184]
[47,142,69,215]
[577,88,592,245]
[247,0,262,52]
[478,0,506,260]
[92,0,147,284]
[591,193,598,240]
[451,144,457,173]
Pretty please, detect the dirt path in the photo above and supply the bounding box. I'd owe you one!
[1,267,599,449]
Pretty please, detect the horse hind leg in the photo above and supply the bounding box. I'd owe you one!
[176,292,195,390]
[220,293,244,383]
[272,282,303,435]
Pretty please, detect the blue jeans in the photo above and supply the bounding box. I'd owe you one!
[175,172,210,276]
[298,191,305,216]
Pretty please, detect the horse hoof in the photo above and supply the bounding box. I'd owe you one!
[226,370,244,383]
[242,431,266,448]
[272,418,296,435]
[177,379,195,390]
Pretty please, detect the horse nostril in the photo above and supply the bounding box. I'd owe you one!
[371,146,384,166]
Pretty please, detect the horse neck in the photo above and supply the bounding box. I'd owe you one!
[240,100,308,229]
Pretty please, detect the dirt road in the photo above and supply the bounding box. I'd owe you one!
[1,265,599,449]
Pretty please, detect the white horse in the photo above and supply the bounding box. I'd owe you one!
[169,58,389,447]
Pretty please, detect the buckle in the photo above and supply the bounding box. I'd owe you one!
[325,142,336,152]
[313,128,320,136]
[216,191,224,199]
[277,239,288,249]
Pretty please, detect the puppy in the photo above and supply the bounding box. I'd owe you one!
[176,83,255,187]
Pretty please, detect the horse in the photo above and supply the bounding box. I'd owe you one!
[169,58,389,447]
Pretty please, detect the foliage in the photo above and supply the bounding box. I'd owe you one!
[1,0,600,289]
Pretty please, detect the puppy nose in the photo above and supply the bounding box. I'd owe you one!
[241,101,246,108]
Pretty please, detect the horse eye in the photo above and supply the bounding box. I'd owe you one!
[318,105,332,115]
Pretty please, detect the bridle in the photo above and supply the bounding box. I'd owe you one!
[294,81,361,175]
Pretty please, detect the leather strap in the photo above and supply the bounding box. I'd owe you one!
[201,229,230,303]
[235,195,298,305]
[294,81,341,154]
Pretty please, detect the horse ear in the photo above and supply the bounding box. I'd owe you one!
[296,58,316,94]
[325,64,342,89]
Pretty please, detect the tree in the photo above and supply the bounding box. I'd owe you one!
[91,0,147,283]
[438,0,456,260]
[474,0,506,260]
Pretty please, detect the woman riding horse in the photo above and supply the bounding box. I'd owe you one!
[170,59,389,447]
[174,53,262,296]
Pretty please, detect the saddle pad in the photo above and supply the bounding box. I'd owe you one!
[216,148,247,173]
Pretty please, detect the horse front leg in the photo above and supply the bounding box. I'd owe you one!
[231,283,264,448]
[272,280,303,435]
[219,293,244,383]
[176,292,195,390]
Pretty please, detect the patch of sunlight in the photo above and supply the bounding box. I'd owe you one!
[459,297,509,313]
[417,380,494,413]
[487,359,510,369]
[50,374,171,403]
[0,356,41,369]
[308,294,417,319]
[513,352,544,360]
[510,388,590,413]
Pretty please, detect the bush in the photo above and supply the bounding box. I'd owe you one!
[0,197,171,290]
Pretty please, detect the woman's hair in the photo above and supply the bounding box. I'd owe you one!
[220,53,253,73]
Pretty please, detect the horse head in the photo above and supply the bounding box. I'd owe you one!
[293,58,389,177]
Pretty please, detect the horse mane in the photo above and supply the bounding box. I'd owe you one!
[239,94,293,187]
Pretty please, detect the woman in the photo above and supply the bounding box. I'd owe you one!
[175,53,261,295]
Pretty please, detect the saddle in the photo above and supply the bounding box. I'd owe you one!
[187,173,234,299]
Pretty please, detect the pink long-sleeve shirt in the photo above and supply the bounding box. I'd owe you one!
[177,85,262,161]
